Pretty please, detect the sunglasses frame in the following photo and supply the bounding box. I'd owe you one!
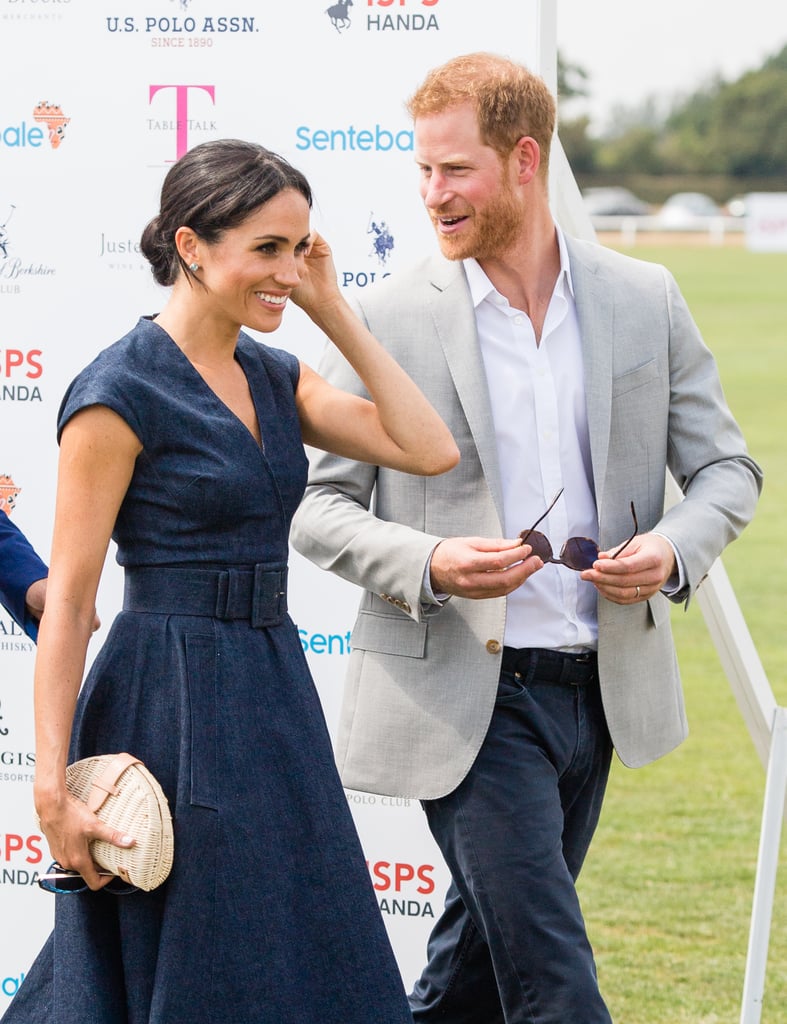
[37,861,138,896]
[519,488,638,571]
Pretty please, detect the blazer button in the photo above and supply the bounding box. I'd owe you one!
[486,639,502,654]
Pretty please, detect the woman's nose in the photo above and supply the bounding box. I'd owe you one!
[274,255,302,285]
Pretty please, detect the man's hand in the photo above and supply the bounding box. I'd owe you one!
[25,577,101,633]
[580,533,676,605]
[24,577,47,621]
[430,537,542,600]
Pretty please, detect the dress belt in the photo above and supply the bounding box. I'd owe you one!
[123,565,288,629]
[501,646,597,686]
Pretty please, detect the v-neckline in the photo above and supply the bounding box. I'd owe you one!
[152,320,265,451]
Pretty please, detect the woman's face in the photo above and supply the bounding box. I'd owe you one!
[197,188,311,333]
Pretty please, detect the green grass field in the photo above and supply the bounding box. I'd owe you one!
[578,244,787,1023]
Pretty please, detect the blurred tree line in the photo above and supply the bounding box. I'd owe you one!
[558,44,787,203]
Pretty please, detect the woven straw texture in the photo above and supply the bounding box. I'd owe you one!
[65,754,174,891]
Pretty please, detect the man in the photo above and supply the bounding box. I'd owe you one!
[0,512,48,641]
[290,52,762,1023]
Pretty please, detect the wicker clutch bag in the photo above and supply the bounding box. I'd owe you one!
[65,752,174,891]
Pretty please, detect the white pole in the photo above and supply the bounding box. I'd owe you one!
[740,706,787,1024]
[538,0,558,96]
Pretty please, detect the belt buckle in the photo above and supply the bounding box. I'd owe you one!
[252,565,287,629]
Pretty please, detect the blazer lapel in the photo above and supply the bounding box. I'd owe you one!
[425,255,505,521]
[567,238,615,511]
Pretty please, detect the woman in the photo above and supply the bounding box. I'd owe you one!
[6,139,458,1023]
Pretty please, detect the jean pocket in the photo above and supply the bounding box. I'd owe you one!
[184,633,218,809]
[496,670,532,704]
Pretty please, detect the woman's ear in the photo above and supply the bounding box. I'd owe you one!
[174,225,200,268]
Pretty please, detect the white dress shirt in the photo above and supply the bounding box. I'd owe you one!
[464,228,599,652]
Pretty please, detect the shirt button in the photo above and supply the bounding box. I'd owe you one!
[486,639,502,654]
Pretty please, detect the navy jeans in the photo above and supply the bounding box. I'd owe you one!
[410,649,614,1024]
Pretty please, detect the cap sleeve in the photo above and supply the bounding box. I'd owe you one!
[57,337,146,445]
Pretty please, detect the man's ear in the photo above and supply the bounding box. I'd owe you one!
[513,135,541,185]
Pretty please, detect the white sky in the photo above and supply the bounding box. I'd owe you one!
[556,0,787,132]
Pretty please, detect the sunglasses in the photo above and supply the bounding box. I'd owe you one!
[518,488,638,571]
[37,861,138,896]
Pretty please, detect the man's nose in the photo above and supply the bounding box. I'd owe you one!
[423,174,453,209]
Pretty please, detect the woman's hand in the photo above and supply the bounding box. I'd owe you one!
[290,232,343,325]
[35,787,135,891]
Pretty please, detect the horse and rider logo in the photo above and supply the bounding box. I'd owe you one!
[0,205,15,260]
[325,0,353,33]
[368,215,394,266]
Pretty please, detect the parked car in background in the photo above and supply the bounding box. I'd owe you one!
[582,187,651,217]
[655,191,722,227]
[725,194,749,217]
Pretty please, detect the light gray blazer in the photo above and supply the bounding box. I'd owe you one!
[290,235,762,800]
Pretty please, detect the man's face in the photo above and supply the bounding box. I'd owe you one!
[415,102,522,262]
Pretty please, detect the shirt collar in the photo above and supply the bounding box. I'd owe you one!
[463,224,575,310]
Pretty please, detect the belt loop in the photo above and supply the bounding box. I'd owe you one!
[214,570,231,620]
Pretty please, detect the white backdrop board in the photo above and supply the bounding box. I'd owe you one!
[745,192,787,252]
[0,0,550,1005]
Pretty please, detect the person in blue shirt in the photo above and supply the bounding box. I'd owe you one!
[0,512,48,641]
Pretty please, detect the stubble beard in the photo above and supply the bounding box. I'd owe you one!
[433,182,522,262]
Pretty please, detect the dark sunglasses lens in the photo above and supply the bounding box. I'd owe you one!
[37,864,137,896]
[521,530,552,562]
[38,873,87,894]
[561,538,600,571]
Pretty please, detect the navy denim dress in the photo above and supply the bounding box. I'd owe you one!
[3,319,412,1024]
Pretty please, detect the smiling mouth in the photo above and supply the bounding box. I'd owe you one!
[435,214,468,229]
[257,292,287,305]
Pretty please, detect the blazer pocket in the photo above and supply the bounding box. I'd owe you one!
[611,358,659,398]
[352,610,427,659]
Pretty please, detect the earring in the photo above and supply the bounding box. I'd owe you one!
[188,262,200,272]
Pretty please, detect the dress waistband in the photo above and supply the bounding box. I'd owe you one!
[123,565,288,629]
[501,646,597,686]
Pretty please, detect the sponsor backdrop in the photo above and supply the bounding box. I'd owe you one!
[0,0,550,1005]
